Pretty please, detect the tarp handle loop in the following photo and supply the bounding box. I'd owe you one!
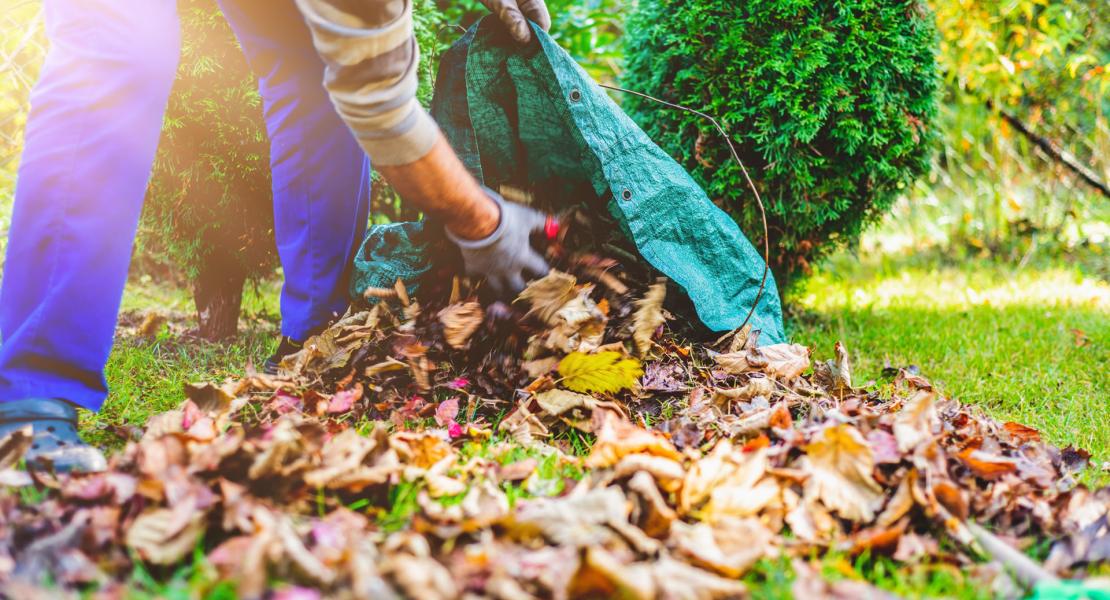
[597,83,770,333]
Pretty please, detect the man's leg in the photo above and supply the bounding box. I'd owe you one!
[0,0,181,411]
[218,0,371,343]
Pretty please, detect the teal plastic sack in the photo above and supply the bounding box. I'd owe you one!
[351,18,785,344]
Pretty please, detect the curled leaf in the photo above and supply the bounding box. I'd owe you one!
[631,280,667,356]
[533,389,597,416]
[586,409,682,468]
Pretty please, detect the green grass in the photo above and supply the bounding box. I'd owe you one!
[81,281,279,450]
[790,251,1109,478]
[742,552,993,599]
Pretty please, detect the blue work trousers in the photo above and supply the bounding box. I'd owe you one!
[0,0,370,411]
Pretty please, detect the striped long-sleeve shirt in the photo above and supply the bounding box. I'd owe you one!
[294,0,439,166]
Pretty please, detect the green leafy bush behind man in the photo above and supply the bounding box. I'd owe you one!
[622,0,940,284]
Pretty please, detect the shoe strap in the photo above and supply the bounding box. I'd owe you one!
[0,399,78,423]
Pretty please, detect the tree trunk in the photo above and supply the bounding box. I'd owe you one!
[193,259,246,340]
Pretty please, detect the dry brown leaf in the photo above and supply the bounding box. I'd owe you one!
[712,350,754,374]
[125,508,206,565]
[652,553,750,599]
[785,489,837,543]
[305,427,393,489]
[1003,421,1042,443]
[669,517,771,577]
[703,448,782,519]
[0,425,33,470]
[516,270,578,325]
[543,288,608,354]
[183,381,236,414]
[390,432,454,469]
[572,546,656,599]
[680,440,734,513]
[876,473,915,527]
[585,409,682,468]
[759,343,812,379]
[714,342,810,380]
[522,356,560,378]
[628,471,679,538]
[533,388,597,417]
[631,279,667,356]
[498,402,550,447]
[381,534,458,600]
[247,417,314,480]
[894,389,939,452]
[612,454,686,493]
[508,487,630,548]
[803,424,884,522]
[814,341,852,392]
[437,302,484,349]
[932,479,969,521]
[713,376,774,403]
[958,447,1019,480]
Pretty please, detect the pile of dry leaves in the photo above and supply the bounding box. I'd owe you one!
[0,262,1107,599]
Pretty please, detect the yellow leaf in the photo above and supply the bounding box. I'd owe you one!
[557,351,643,394]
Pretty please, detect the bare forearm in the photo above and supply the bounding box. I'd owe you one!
[375,135,500,240]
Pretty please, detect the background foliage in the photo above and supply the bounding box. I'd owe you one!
[889,0,1110,261]
[621,0,940,284]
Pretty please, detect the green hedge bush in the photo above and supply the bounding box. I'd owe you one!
[621,0,939,284]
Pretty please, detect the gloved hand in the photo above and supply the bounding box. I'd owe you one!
[446,189,551,297]
[479,0,551,44]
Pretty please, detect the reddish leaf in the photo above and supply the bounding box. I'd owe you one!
[435,398,460,427]
[957,447,1018,480]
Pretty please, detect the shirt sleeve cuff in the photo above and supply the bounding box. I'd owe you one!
[356,107,441,167]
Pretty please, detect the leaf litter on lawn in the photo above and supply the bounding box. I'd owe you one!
[1,255,1109,598]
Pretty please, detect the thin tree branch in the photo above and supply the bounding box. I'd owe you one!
[990,101,1110,199]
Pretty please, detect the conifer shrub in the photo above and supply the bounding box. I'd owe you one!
[621,0,939,284]
[142,0,275,339]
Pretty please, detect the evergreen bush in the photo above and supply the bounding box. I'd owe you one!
[621,0,939,284]
[142,0,275,339]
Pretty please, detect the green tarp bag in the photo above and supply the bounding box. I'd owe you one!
[351,18,785,344]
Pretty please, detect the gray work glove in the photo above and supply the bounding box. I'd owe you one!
[479,0,551,44]
[446,190,551,297]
